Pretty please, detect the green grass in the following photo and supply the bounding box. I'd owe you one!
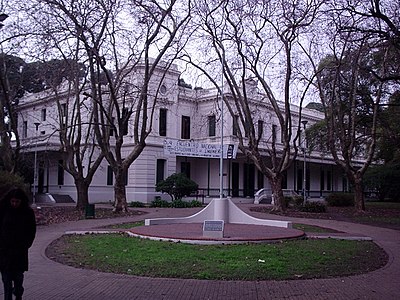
[362,201,400,226]
[54,234,387,280]
[102,221,145,229]
[365,201,400,209]
[293,223,339,233]
[353,216,400,225]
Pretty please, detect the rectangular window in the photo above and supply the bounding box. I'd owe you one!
[107,166,113,185]
[342,176,348,192]
[61,103,67,128]
[23,121,28,138]
[208,115,216,137]
[257,170,264,190]
[233,115,239,136]
[296,168,303,192]
[156,159,166,184]
[282,171,288,189]
[320,169,325,191]
[281,127,285,143]
[181,116,190,139]
[244,118,250,138]
[109,117,115,136]
[41,108,46,121]
[258,120,264,139]
[57,160,64,185]
[159,109,167,136]
[181,161,191,179]
[327,170,332,191]
[272,124,277,143]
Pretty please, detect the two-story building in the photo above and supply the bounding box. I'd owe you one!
[16,62,351,204]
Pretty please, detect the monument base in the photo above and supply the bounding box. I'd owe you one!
[145,197,292,228]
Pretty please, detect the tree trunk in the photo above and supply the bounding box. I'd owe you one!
[0,138,14,173]
[353,175,365,212]
[75,179,90,210]
[114,170,128,213]
[270,175,286,212]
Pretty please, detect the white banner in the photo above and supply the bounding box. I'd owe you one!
[164,139,238,159]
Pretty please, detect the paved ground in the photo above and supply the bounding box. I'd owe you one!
[1,204,399,299]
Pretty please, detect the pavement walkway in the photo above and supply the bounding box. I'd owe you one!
[1,204,399,299]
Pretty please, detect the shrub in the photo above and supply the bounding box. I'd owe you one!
[293,196,304,208]
[284,196,292,207]
[284,196,304,208]
[171,199,190,208]
[171,199,204,208]
[300,201,327,213]
[326,193,354,207]
[190,200,203,207]
[150,198,171,208]
[0,171,30,199]
[155,173,198,201]
[128,201,145,208]
[149,198,203,208]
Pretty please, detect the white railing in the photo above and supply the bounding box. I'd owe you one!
[254,188,300,204]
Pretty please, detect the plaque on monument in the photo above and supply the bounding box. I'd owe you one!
[203,220,224,238]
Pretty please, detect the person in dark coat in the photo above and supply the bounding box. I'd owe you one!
[0,188,36,300]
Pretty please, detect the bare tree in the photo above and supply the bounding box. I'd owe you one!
[26,0,192,212]
[188,0,321,211]
[334,0,400,82]
[0,6,21,174]
[304,1,397,212]
[0,54,22,173]
[51,61,105,210]
[7,0,110,209]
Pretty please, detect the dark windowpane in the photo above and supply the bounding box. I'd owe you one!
[208,115,216,137]
[327,170,332,191]
[257,170,264,190]
[181,162,191,179]
[258,120,263,139]
[181,116,190,139]
[156,159,165,183]
[342,176,348,192]
[61,104,67,128]
[297,168,303,192]
[23,121,27,138]
[58,160,64,185]
[232,162,239,197]
[320,169,325,190]
[233,115,239,136]
[243,164,255,197]
[272,124,277,142]
[41,109,46,121]
[107,166,113,185]
[282,171,288,189]
[159,109,167,136]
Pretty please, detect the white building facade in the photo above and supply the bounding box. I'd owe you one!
[16,64,351,204]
